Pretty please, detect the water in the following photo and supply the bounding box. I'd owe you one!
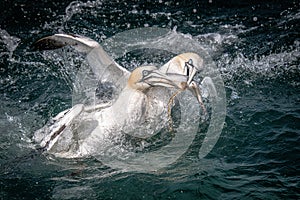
[1,0,299,199]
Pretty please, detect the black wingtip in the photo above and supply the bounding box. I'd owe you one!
[30,36,66,51]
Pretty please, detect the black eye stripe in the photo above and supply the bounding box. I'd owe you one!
[142,70,150,77]
[141,70,157,82]
[184,59,194,76]
[143,70,163,79]
[186,65,190,76]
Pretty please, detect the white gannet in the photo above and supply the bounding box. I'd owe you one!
[159,52,207,113]
[32,33,210,156]
[34,65,188,158]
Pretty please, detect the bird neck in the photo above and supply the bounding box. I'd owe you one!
[112,86,147,113]
[103,86,147,131]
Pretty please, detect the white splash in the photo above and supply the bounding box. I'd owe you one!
[0,28,21,60]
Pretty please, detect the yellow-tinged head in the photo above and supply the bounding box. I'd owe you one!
[127,66,188,91]
[159,53,207,111]
[161,52,204,85]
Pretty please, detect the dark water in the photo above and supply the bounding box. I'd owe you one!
[1,0,299,199]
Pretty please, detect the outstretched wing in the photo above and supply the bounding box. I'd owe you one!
[34,104,84,151]
[32,33,99,52]
[32,33,130,85]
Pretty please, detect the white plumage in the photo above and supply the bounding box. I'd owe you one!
[33,33,207,158]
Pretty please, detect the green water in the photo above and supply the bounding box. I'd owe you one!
[0,0,299,199]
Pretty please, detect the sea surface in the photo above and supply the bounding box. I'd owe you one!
[0,0,299,199]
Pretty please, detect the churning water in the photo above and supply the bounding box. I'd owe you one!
[0,0,299,199]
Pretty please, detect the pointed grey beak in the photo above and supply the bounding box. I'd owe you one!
[184,59,199,85]
[188,81,207,114]
[144,70,188,90]
[187,67,197,85]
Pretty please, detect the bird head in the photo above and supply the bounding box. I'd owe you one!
[160,53,207,112]
[161,52,204,85]
[127,66,188,92]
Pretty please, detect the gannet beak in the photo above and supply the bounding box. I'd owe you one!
[183,58,200,86]
[143,70,188,90]
[189,81,207,114]
[187,67,197,85]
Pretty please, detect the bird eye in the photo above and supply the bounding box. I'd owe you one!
[142,70,150,77]
[188,59,193,65]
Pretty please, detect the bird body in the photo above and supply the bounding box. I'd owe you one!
[34,66,187,157]
[32,33,209,158]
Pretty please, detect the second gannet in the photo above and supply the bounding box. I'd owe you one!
[159,52,207,113]
[34,65,187,158]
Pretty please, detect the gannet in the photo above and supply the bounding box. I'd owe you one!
[34,65,188,158]
[32,33,210,157]
[159,52,207,113]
